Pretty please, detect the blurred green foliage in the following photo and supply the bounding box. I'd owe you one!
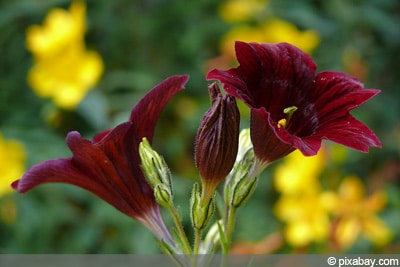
[0,0,399,253]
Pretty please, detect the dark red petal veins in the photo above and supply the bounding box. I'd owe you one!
[92,129,112,143]
[314,72,381,122]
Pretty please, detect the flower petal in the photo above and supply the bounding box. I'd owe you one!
[130,75,189,143]
[250,108,296,162]
[13,129,144,217]
[208,41,381,160]
[207,41,317,115]
[313,71,381,121]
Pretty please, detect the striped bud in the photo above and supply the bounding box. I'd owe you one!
[195,82,240,203]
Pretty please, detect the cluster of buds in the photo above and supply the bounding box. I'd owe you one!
[139,137,173,209]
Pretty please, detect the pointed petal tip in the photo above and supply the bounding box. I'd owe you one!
[368,88,381,97]
[128,74,190,141]
[167,74,190,89]
[366,137,383,151]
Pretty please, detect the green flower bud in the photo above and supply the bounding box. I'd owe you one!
[203,220,223,253]
[230,175,258,208]
[154,184,173,208]
[225,128,258,208]
[139,137,172,190]
[195,83,240,203]
[190,183,215,230]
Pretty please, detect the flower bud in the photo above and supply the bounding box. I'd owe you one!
[139,137,172,191]
[202,219,223,253]
[225,128,258,208]
[195,83,240,203]
[230,175,258,208]
[154,184,173,208]
[190,183,215,230]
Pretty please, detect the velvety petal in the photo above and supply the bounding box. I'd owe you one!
[12,75,189,244]
[314,116,381,152]
[250,108,296,162]
[313,71,381,121]
[208,41,381,163]
[93,123,155,217]
[207,41,317,117]
[12,158,90,193]
[130,75,189,143]
[92,129,112,143]
[13,129,149,218]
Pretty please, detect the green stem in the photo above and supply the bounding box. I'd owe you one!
[193,228,203,254]
[168,206,192,254]
[191,228,203,267]
[222,205,237,254]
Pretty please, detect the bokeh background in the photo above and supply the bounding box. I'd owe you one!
[0,0,399,253]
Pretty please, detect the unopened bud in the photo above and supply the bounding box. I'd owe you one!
[139,137,172,190]
[225,128,258,208]
[154,184,173,208]
[230,175,258,208]
[190,183,215,230]
[195,83,240,203]
[202,220,223,253]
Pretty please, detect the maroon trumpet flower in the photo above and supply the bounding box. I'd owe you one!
[207,41,381,171]
[12,75,189,244]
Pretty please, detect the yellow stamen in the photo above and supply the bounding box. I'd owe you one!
[277,106,298,129]
[277,118,287,128]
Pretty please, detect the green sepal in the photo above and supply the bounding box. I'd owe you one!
[154,184,173,208]
[190,183,215,230]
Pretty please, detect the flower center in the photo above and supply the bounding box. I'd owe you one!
[277,106,298,129]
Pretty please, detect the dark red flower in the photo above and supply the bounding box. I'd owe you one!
[207,41,381,168]
[12,75,189,243]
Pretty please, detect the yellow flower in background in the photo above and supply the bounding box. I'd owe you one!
[26,1,86,58]
[328,176,393,249]
[0,134,26,197]
[207,0,320,70]
[260,18,320,53]
[275,192,332,247]
[26,1,104,110]
[274,149,325,194]
[27,46,103,109]
[220,18,320,61]
[274,149,332,247]
[219,0,267,23]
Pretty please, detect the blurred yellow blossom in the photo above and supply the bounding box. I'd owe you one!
[26,1,104,110]
[274,149,325,194]
[219,0,267,23]
[0,133,26,197]
[26,1,86,57]
[275,191,332,247]
[274,149,332,247]
[220,19,320,61]
[327,176,393,249]
[206,0,320,70]
[260,18,320,53]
